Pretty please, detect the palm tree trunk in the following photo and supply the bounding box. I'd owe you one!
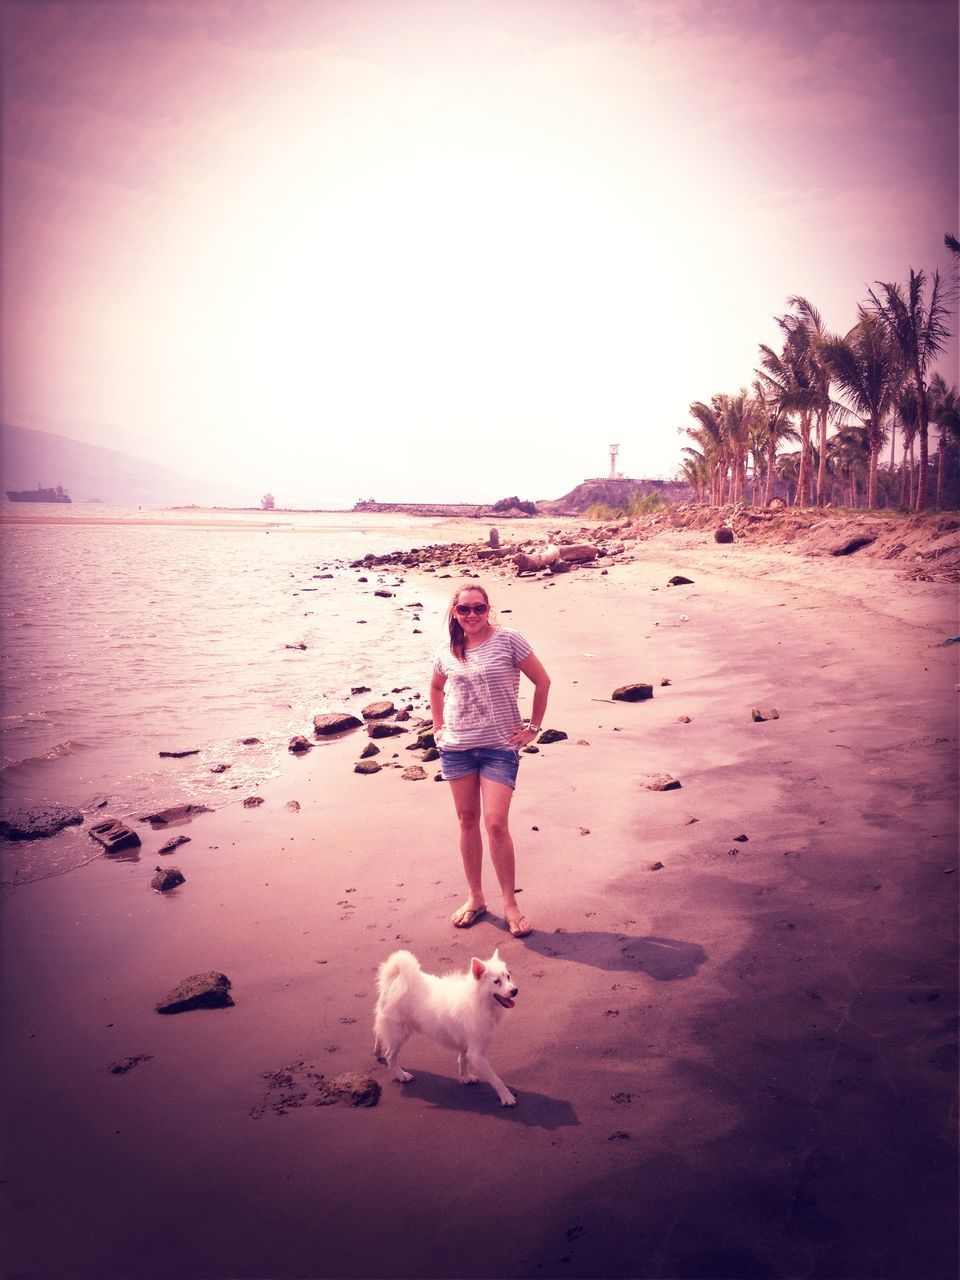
[915,372,929,511]
[909,439,917,507]
[867,444,879,508]
[935,430,944,511]
[816,410,828,505]
[795,417,810,507]
[764,438,775,506]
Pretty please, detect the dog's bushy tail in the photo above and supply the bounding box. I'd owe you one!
[377,949,421,999]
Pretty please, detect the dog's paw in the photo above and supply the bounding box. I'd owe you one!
[460,1073,479,1085]
[499,1092,517,1107]
[395,1069,413,1083]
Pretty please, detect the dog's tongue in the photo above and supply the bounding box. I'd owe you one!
[494,994,515,1009]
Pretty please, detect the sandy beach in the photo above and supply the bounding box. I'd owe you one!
[2,530,957,1280]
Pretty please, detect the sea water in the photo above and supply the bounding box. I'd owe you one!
[0,507,469,883]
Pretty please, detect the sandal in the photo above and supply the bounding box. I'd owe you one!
[506,914,533,938]
[452,903,487,929]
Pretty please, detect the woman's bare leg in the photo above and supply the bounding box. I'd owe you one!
[447,774,486,917]
[479,777,532,932]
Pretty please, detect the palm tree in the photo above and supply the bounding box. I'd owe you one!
[828,424,871,508]
[929,373,960,509]
[685,399,728,505]
[867,269,953,511]
[775,450,802,506]
[819,311,902,508]
[718,390,753,505]
[758,318,819,507]
[783,297,833,505]
[890,390,917,509]
[746,415,767,505]
[946,233,960,259]
[679,450,710,505]
[751,379,799,505]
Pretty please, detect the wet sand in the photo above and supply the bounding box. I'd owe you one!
[2,534,957,1279]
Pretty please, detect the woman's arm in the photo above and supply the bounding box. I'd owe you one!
[429,670,446,741]
[511,652,550,744]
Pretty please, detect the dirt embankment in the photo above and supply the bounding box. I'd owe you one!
[356,504,960,583]
[637,504,960,581]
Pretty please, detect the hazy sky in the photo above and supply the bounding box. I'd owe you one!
[2,0,957,507]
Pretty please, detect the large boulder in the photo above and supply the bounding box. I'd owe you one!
[156,972,233,1014]
[367,722,406,739]
[313,712,363,737]
[151,866,186,892]
[612,683,654,702]
[89,819,142,854]
[643,773,682,791]
[159,835,190,854]
[326,1072,381,1107]
[537,729,568,744]
[362,700,395,720]
[139,804,212,829]
[0,804,83,841]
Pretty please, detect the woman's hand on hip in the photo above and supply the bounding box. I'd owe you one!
[508,725,540,747]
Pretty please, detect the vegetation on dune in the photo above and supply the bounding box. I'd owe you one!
[492,495,538,515]
[582,491,665,521]
[679,237,960,511]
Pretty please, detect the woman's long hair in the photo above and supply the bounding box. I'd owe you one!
[448,585,492,662]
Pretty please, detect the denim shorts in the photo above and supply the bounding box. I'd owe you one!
[439,746,520,789]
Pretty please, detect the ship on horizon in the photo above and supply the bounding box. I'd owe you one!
[5,482,72,503]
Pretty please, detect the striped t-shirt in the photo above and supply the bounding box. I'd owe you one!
[432,627,534,750]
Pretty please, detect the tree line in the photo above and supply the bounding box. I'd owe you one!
[680,236,960,512]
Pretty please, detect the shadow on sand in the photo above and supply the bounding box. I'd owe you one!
[501,924,708,981]
[387,1068,579,1130]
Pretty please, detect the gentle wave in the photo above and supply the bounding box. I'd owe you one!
[1,738,92,775]
[0,510,455,879]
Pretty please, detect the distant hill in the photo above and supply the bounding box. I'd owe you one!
[538,476,693,515]
[0,422,255,508]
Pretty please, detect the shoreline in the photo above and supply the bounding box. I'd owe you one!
[2,530,958,1279]
[3,503,957,582]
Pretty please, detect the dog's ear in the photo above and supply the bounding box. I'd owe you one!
[491,948,500,962]
[471,957,486,980]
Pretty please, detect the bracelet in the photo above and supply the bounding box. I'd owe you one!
[526,723,541,734]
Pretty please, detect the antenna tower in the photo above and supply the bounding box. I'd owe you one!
[608,443,620,479]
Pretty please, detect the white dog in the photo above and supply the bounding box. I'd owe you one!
[373,948,519,1107]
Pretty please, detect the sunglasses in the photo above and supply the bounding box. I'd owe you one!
[454,602,489,616]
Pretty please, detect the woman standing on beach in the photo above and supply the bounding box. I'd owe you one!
[430,584,550,938]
